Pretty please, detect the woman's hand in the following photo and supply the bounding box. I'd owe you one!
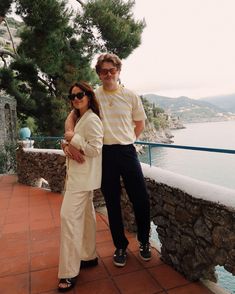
[61,140,68,153]
[68,144,85,163]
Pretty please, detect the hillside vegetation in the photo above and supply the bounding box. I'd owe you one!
[144,94,235,123]
[141,95,168,130]
[139,96,184,144]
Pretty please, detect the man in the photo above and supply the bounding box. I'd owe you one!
[65,53,151,267]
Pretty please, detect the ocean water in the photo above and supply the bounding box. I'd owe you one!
[140,120,235,293]
[141,120,235,190]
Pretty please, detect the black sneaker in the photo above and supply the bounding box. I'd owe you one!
[113,249,127,267]
[139,242,151,261]
[80,257,98,269]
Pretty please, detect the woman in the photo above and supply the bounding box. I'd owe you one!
[58,81,103,292]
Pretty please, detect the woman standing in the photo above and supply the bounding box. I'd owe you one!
[58,81,103,292]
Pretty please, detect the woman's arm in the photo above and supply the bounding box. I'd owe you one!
[70,116,103,157]
[64,110,85,163]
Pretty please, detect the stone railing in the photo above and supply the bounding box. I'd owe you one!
[16,145,105,206]
[16,145,66,193]
[122,166,235,282]
[16,146,235,283]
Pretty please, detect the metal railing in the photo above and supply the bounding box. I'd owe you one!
[26,136,235,166]
[135,141,235,166]
[27,136,63,149]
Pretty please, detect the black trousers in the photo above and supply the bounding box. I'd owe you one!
[101,144,150,249]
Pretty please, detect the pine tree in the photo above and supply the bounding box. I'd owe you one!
[0,0,145,135]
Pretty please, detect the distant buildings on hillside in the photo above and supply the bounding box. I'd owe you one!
[0,20,21,44]
[0,18,21,67]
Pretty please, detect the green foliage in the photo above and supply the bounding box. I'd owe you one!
[17,116,38,134]
[0,0,145,135]
[37,95,68,136]
[0,0,12,17]
[33,137,62,149]
[152,116,169,130]
[0,150,7,173]
[76,0,145,58]
[11,58,38,84]
[0,142,17,174]
[4,17,22,28]
[0,28,5,36]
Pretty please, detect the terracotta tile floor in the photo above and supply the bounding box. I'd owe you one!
[0,175,214,294]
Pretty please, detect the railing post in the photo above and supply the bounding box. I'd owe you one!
[148,145,152,166]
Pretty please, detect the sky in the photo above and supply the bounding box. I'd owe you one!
[68,0,235,99]
[10,0,235,99]
[121,0,235,99]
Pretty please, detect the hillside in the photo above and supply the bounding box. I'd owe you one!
[144,94,234,123]
[0,17,23,49]
[139,96,184,144]
[200,94,235,113]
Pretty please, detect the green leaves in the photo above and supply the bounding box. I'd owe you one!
[77,0,146,58]
[1,0,145,135]
[0,0,12,18]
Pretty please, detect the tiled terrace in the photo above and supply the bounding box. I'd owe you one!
[0,174,214,294]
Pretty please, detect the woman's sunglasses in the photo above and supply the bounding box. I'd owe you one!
[68,92,86,101]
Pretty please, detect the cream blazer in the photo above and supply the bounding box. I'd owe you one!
[65,109,103,192]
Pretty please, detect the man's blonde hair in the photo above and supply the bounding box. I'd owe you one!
[95,53,122,74]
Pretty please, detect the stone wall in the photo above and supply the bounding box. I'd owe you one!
[122,177,235,282]
[16,147,235,283]
[17,146,66,193]
[16,146,105,207]
[0,94,17,148]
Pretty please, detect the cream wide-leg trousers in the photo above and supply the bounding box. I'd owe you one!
[58,190,96,278]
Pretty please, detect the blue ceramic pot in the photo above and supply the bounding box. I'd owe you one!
[19,127,31,140]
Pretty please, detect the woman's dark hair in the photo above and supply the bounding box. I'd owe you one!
[68,81,100,118]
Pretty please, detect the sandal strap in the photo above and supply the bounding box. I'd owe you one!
[59,277,76,286]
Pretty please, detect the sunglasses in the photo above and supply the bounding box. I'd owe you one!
[99,68,118,75]
[68,92,86,101]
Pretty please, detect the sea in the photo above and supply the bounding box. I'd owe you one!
[139,120,235,294]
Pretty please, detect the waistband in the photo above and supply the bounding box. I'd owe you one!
[103,144,133,149]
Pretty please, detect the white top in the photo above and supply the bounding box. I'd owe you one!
[95,85,146,145]
[141,163,235,208]
[66,109,103,192]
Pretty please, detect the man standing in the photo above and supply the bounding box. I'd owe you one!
[66,53,151,267]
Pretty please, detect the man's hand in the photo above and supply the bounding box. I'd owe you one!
[134,120,145,139]
[65,110,77,132]
[67,144,85,163]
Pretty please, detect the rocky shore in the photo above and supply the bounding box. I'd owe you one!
[138,116,185,151]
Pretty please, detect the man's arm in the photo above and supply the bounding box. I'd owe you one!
[65,110,77,133]
[134,120,145,139]
[64,110,85,163]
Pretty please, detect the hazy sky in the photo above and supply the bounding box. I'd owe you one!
[68,0,235,99]
[12,0,235,99]
[120,0,235,98]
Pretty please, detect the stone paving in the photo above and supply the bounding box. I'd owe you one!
[0,175,214,294]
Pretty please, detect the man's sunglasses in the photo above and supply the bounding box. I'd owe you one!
[68,92,86,101]
[99,68,117,75]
